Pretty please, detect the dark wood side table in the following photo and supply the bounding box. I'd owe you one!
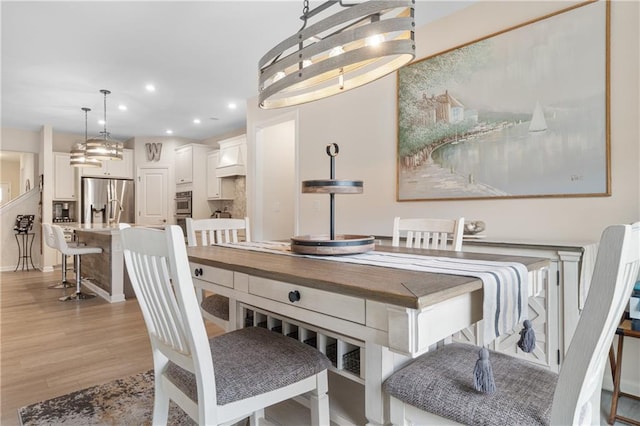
[13,214,35,272]
[608,315,640,425]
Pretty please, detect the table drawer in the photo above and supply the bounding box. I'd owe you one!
[248,276,365,324]
[189,262,234,288]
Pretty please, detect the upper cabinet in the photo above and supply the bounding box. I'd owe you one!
[176,143,212,185]
[207,151,220,198]
[54,152,76,200]
[207,150,235,200]
[81,148,134,179]
[175,145,193,184]
[216,135,246,178]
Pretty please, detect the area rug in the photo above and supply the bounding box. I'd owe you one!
[18,370,195,425]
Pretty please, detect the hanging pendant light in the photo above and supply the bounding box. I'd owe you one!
[259,0,415,109]
[70,107,102,168]
[85,89,124,161]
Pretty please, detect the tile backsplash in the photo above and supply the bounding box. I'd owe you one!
[209,176,246,219]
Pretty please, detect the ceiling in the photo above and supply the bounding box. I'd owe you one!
[1,1,472,142]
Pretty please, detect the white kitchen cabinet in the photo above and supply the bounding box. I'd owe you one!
[81,148,134,179]
[207,151,235,200]
[175,145,193,184]
[216,135,246,177]
[175,143,212,220]
[54,152,76,200]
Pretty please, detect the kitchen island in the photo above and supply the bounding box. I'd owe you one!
[72,223,134,303]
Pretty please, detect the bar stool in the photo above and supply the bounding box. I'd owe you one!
[42,223,74,289]
[608,313,640,425]
[51,224,102,301]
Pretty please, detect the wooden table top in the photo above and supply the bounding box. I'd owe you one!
[187,245,549,310]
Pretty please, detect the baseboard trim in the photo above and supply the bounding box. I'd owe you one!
[0,265,46,272]
[81,279,126,304]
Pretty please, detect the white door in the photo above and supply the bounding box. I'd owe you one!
[137,167,169,225]
[255,119,296,241]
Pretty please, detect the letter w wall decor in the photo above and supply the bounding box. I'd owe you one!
[145,143,163,161]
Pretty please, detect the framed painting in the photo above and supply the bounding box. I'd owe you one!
[397,0,610,201]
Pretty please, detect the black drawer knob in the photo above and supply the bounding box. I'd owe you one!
[288,290,301,303]
[194,268,203,276]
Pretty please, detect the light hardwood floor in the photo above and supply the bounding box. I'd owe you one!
[0,269,223,426]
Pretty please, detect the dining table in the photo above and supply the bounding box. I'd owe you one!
[187,242,549,425]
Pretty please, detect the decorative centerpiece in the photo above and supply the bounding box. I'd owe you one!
[291,143,375,255]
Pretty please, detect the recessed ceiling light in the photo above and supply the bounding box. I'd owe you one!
[145,84,156,92]
[118,104,127,111]
[193,118,201,124]
[228,103,237,110]
[165,129,173,135]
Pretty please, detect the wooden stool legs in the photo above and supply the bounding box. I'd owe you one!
[608,328,640,425]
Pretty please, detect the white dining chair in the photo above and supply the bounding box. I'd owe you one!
[186,217,250,331]
[120,225,331,425]
[392,216,468,347]
[186,217,250,247]
[392,217,465,251]
[383,222,640,425]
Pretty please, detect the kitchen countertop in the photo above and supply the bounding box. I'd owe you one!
[70,223,126,233]
[66,223,166,233]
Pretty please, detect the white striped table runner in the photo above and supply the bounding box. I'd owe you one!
[219,241,529,343]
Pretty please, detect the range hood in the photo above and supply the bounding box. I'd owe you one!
[216,136,246,177]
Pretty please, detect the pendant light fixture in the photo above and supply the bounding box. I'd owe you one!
[70,107,102,168]
[85,89,123,161]
[259,0,415,109]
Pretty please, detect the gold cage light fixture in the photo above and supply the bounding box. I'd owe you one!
[85,89,123,161]
[259,0,415,109]
[70,107,102,168]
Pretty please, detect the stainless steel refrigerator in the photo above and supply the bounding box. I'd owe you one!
[81,177,135,225]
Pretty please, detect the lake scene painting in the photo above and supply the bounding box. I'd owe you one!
[397,1,609,201]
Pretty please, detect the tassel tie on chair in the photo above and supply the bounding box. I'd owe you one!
[517,319,536,353]
[472,320,534,394]
[473,347,496,394]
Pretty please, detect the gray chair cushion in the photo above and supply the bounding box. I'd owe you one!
[201,294,229,321]
[166,326,331,406]
[383,343,558,426]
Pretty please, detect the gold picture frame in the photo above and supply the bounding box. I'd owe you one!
[397,0,610,201]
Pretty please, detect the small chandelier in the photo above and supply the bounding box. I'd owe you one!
[70,107,102,168]
[85,89,123,161]
[259,0,415,109]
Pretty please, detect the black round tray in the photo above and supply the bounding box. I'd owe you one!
[291,234,375,255]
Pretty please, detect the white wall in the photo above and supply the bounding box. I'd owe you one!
[1,127,40,153]
[247,0,640,244]
[256,119,296,241]
[0,159,20,202]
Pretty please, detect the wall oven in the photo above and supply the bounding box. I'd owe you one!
[175,191,192,237]
[175,191,192,216]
